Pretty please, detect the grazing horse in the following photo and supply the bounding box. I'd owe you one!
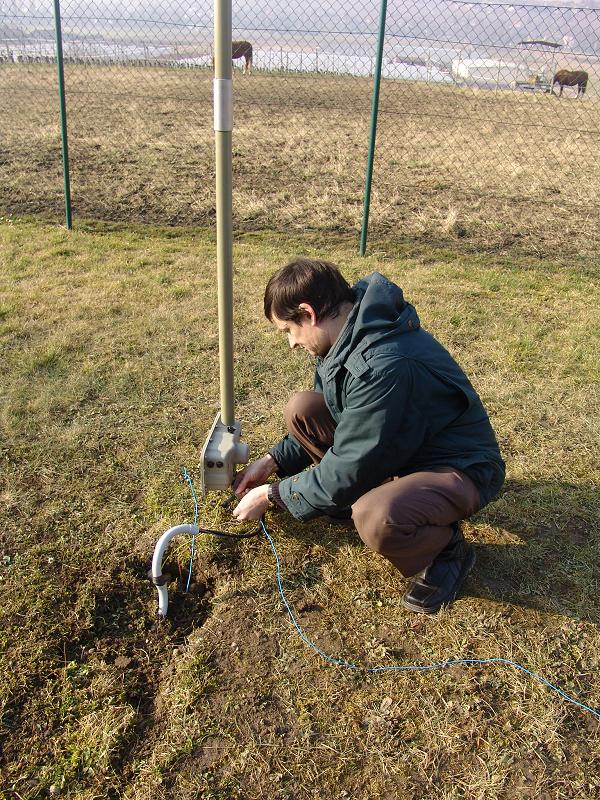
[232,40,252,74]
[552,69,588,98]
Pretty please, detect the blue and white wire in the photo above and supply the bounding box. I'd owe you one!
[178,471,599,720]
[182,467,199,592]
[258,519,599,720]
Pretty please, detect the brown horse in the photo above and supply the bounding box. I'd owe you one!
[552,69,588,98]
[232,41,252,74]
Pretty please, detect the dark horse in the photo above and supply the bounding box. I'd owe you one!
[552,69,588,98]
[232,40,252,74]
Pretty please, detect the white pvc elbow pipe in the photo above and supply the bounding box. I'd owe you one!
[151,524,199,617]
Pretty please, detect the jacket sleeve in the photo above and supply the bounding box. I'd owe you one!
[269,434,312,478]
[278,359,428,520]
[268,365,324,478]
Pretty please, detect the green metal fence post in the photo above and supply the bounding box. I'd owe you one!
[359,0,388,256]
[53,0,72,230]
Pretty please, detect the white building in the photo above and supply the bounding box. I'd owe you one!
[451,57,517,88]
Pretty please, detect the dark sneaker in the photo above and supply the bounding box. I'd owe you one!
[401,524,475,614]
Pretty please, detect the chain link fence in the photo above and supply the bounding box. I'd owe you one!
[1,0,599,255]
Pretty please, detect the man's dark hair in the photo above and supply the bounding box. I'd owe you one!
[264,258,355,323]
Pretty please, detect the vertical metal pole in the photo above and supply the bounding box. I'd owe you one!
[359,0,387,256]
[52,0,72,230]
[213,0,234,426]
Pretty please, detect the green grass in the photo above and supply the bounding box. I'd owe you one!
[0,219,599,799]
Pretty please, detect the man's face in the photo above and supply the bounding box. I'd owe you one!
[272,312,328,358]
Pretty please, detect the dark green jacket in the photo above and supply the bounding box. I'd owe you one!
[270,273,505,521]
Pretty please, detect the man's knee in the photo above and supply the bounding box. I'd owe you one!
[352,494,409,555]
[284,391,324,429]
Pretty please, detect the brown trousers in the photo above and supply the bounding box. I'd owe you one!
[285,391,481,577]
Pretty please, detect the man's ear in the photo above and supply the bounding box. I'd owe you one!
[298,303,317,325]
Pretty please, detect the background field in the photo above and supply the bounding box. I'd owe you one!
[1,219,599,799]
[1,63,600,261]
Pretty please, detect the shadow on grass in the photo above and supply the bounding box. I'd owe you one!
[466,479,599,625]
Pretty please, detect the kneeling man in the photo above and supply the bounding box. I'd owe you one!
[233,259,505,614]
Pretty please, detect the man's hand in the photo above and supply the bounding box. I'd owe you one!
[232,484,270,521]
[233,454,278,496]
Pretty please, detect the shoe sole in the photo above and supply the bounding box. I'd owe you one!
[401,548,476,615]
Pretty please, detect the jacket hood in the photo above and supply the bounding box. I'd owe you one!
[326,272,420,365]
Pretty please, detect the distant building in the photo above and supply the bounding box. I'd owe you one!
[451,57,517,87]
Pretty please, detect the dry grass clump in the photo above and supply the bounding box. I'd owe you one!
[0,220,598,798]
[1,64,600,258]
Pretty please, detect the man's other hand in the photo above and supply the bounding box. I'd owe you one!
[232,484,270,521]
[233,454,278,496]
